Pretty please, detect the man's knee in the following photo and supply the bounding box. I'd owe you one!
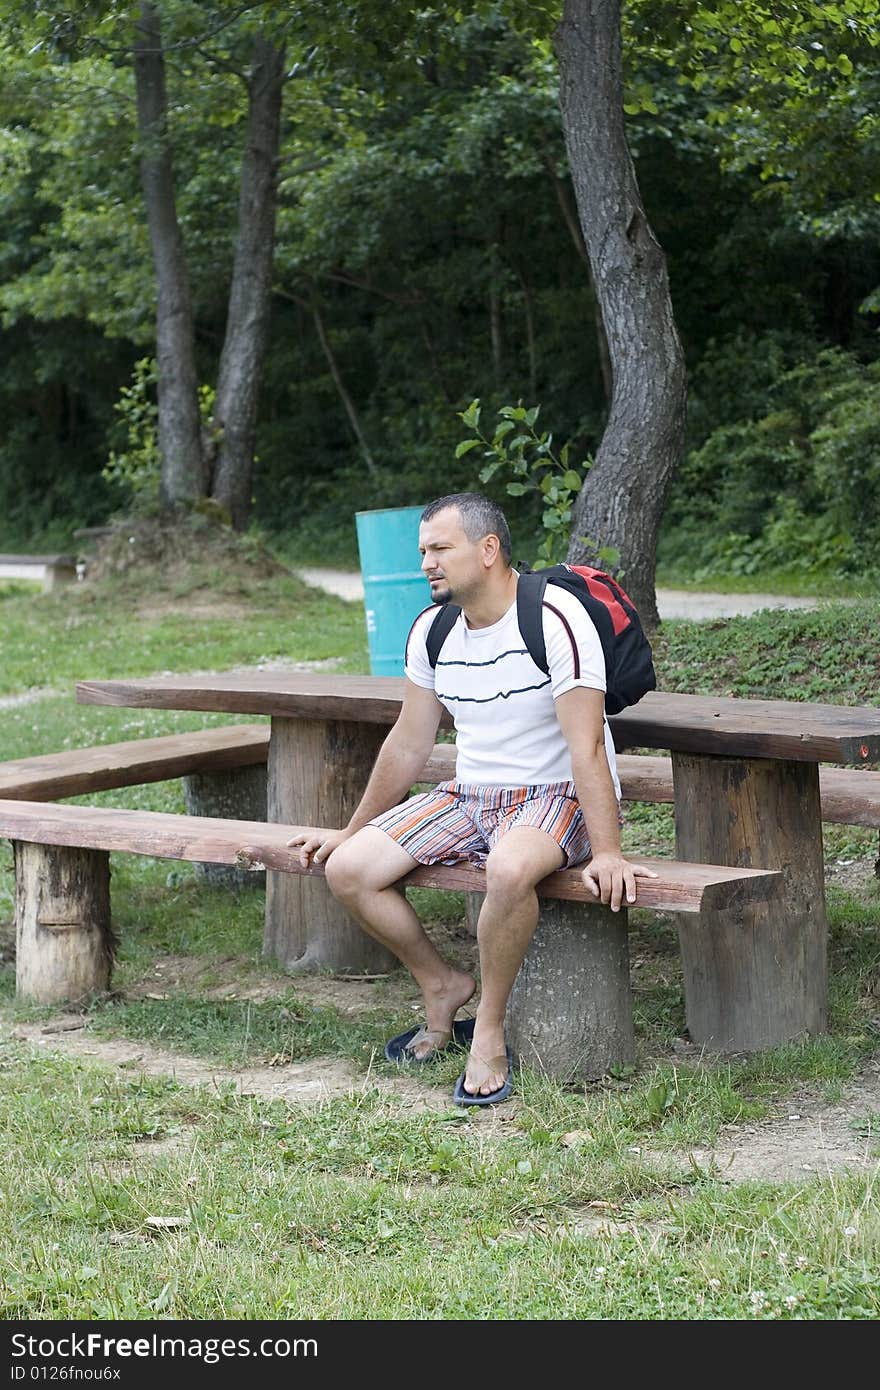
[324,834,367,901]
[324,827,413,901]
[484,848,540,901]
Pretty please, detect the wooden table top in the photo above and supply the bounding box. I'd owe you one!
[75,673,880,764]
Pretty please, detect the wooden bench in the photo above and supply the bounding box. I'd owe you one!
[0,553,78,592]
[422,746,880,836]
[0,725,269,800]
[0,798,781,1081]
[4,727,877,835]
[72,674,880,1053]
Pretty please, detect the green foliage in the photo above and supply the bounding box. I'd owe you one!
[103,359,220,517]
[0,1,878,578]
[102,357,160,512]
[663,349,880,581]
[456,398,619,568]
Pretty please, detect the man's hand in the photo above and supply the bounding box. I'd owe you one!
[581,852,659,912]
[285,826,352,869]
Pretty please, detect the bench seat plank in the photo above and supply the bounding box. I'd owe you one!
[1,730,877,830]
[0,725,269,800]
[0,799,780,915]
[421,746,880,827]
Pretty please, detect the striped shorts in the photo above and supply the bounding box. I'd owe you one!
[369,780,592,869]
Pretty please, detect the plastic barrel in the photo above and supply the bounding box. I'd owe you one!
[355,506,431,676]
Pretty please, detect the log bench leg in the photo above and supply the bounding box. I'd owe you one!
[264,715,396,973]
[505,900,635,1081]
[15,842,114,1004]
[673,754,827,1051]
[183,766,268,888]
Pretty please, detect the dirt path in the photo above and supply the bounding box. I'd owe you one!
[294,567,830,621]
[5,1014,878,1182]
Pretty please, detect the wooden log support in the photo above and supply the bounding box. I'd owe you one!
[14,841,114,1004]
[263,716,395,973]
[183,765,268,888]
[673,753,828,1052]
[506,899,634,1081]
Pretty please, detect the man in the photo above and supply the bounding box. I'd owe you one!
[287,493,655,1103]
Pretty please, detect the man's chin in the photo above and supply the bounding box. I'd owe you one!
[430,585,452,605]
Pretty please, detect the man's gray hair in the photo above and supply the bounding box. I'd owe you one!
[420,493,512,563]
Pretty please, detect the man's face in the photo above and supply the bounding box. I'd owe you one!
[418,508,484,606]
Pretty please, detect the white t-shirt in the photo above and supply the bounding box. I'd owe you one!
[405,584,621,795]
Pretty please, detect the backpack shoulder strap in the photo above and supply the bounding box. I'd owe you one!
[515,570,551,674]
[425,603,461,669]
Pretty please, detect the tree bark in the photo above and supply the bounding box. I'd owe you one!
[133,2,205,509]
[211,34,287,530]
[556,0,687,626]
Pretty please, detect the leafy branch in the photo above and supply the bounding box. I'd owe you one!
[455,398,619,569]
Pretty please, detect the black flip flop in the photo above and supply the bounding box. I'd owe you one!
[453,1046,514,1105]
[384,1016,475,1064]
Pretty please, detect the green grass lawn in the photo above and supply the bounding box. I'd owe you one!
[0,546,878,1319]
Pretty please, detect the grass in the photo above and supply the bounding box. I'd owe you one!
[0,557,366,697]
[0,1045,877,1319]
[655,562,880,599]
[0,536,878,1319]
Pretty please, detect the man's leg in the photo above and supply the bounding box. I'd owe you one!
[325,827,475,1057]
[465,826,565,1097]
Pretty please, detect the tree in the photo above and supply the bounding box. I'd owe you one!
[204,29,286,528]
[133,3,286,526]
[556,0,687,625]
[133,2,205,508]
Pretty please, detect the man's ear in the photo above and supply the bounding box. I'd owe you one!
[481,533,501,568]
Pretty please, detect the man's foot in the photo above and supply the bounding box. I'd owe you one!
[384,1017,474,1064]
[407,968,475,1061]
[461,1022,509,1098]
[454,1039,514,1106]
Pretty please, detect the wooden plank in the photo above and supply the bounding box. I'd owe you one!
[0,799,781,915]
[817,767,880,828]
[3,727,877,826]
[420,745,880,826]
[75,672,422,727]
[611,691,880,763]
[0,725,269,800]
[76,676,880,762]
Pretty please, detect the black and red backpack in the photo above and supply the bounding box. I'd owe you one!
[425,562,656,716]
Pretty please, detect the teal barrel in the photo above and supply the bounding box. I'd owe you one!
[355,506,431,676]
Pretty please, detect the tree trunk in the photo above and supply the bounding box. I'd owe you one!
[133,2,205,509]
[211,34,287,530]
[556,0,687,627]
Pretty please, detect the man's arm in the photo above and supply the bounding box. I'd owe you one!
[554,685,656,911]
[286,679,444,865]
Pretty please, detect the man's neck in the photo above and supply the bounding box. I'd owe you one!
[462,568,518,630]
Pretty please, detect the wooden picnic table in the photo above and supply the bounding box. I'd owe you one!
[76,672,880,1052]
